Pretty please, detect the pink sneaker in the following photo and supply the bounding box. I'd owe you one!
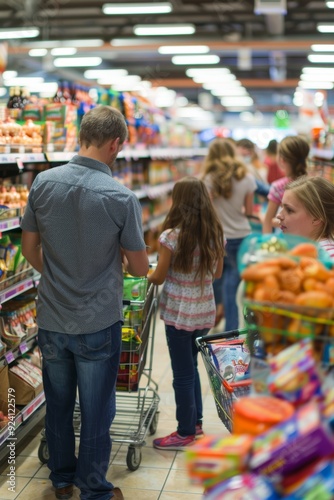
[195,424,204,438]
[153,431,196,450]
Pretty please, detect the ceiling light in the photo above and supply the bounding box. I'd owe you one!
[54,57,102,67]
[317,24,334,33]
[158,45,209,54]
[221,96,254,107]
[23,39,104,48]
[326,2,334,7]
[196,74,236,84]
[186,68,231,77]
[0,88,6,97]
[298,80,333,89]
[0,27,39,39]
[29,48,48,57]
[51,47,77,56]
[98,75,141,85]
[84,69,128,79]
[300,73,334,81]
[2,71,18,79]
[311,44,334,52]
[302,66,334,74]
[4,77,44,87]
[211,88,248,96]
[308,54,334,63]
[172,55,219,65]
[29,82,58,93]
[134,24,195,36]
[103,2,172,14]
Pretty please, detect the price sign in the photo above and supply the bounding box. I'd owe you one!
[19,341,28,354]
[5,350,15,364]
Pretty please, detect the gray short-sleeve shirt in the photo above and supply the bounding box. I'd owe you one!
[21,155,146,334]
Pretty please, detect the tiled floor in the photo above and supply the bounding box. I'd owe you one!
[0,314,228,499]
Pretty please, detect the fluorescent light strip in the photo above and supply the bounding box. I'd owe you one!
[103,2,172,14]
[221,97,254,106]
[317,24,334,33]
[84,69,128,79]
[4,77,44,87]
[158,45,209,54]
[311,44,334,52]
[298,80,333,89]
[300,73,334,81]
[196,74,236,84]
[29,49,48,57]
[302,66,334,74]
[172,55,219,65]
[98,75,141,85]
[23,39,104,48]
[51,47,77,56]
[0,88,6,97]
[0,27,39,39]
[211,88,248,96]
[308,54,334,63]
[185,68,230,77]
[327,1,334,7]
[2,71,18,79]
[134,24,195,36]
[54,57,102,67]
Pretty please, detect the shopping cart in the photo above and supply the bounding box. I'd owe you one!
[196,329,252,433]
[38,282,160,471]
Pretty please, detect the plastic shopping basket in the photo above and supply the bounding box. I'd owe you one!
[196,329,252,433]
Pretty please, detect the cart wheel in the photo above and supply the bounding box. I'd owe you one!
[126,445,141,471]
[149,412,159,435]
[38,439,49,464]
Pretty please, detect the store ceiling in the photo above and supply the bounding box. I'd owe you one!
[3,0,334,113]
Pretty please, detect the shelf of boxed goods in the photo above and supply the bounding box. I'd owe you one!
[0,229,44,464]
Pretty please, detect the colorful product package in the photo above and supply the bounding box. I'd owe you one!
[283,459,334,499]
[184,434,253,488]
[123,276,148,301]
[204,473,280,500]
[250,402,334,479]
[209,338,251,384]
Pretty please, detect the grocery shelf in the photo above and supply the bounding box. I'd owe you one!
[0,217,21,232]
[310,148,334,161]
[1,333,38,368]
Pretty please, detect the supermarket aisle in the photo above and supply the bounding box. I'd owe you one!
[0,314,227,500]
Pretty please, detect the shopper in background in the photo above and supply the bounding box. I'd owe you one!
[277,175,334,258]
[262,135,309,234]
[264,139,285,184]
[148,177,224,450]
[202,138,257,331]
[21,106,149,500]
[236,138,270,197]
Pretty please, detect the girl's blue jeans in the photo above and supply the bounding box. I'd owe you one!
[38,322,122,500]
[223,237,244,331]
[165,324,209,436]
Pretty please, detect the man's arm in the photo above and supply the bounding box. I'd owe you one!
[21,230,43,273]
[123,248,149,277]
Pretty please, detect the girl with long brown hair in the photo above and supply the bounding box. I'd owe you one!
[148,176,224,450]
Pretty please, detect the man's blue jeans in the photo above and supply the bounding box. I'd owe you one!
[165,325,209,436]
[223,238,244,331]
[38,322,122,500]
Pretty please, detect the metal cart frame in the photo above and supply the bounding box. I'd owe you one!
[38,283,160,471]
[196,328,251,433]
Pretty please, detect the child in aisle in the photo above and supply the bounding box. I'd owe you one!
[148,177,225,450]
[236,138,270,197]
[277,175,334,258]
[262,135,309,233]
[202,138,257,331]
[264,139,285,184]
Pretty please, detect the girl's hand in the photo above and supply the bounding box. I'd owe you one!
[148,244,172,285]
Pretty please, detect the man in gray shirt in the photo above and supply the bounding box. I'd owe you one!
[21,106,149,500]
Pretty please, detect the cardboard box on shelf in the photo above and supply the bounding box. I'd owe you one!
[0,365,9,402]
[8,364,43,406]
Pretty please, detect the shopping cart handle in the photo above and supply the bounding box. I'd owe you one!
[196,328,248,347]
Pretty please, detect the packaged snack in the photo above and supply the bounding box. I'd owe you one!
[123,276,147,301]
[250,403,334,479]
[209,339,250,383]
[283,459,334,498]
[233,395,294,436]
[185,434,253,488]
[204,473,280,500]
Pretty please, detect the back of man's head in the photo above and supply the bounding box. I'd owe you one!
[79,106,128,149]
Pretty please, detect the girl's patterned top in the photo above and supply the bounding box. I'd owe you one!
[267,176,291,205]
[159,229,216,331]
[319,239,334,259]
